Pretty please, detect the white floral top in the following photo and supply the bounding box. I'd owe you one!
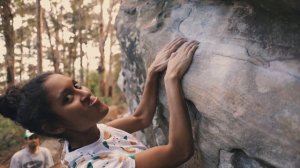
[61,124,147,168]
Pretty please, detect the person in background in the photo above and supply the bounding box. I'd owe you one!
[10,130,54,168]
[1,37,199,167]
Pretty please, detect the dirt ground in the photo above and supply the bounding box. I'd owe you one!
[1,105,128,168]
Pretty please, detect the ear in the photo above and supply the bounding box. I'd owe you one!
[42,123,66,136]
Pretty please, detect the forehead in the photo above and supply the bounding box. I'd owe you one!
[44,74,72,98]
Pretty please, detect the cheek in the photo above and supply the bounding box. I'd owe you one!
[54,105,80,120]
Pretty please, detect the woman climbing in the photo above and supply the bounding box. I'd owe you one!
[0,37,199,168]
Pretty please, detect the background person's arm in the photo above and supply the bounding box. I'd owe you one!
[107,37,187,133]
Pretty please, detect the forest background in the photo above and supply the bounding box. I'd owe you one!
[0,0,126,166]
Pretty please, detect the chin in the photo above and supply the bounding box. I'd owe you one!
[29,144,38,148]
[103,105,109,115]
[99,103,109,116]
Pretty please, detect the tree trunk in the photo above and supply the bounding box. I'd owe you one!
[107,27,114,97]
[43,9,60,73]
[54,23,61,74]
[0,0,15,87]
[98,0,116,97]
[79,29,84,84]
[107,51,113,97]
[52,2,62,73]
[71,36,78,78]
[66,45,73,77]
[19,0,24,83]
[58,6,68,75]
[98,0,107,97]
[36,0,43,73]
[19,22,24,83]
[106,0,116,97]
[85,54,89,87]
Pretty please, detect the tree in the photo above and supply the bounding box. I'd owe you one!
[0,0,15,87]
[97,0,108,96]
[107,22,116,97]
[43,8,60,73]
[97,0,119,97]
[14,0,25,83]
[13,0,37,83]
[63,0,84,78]
[36,0,42,73]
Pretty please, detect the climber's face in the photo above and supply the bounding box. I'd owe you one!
[43,74,109,133]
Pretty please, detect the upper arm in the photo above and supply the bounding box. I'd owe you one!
[106,114,149,133]
[135,145,192,168]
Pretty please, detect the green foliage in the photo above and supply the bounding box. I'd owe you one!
[0,117,24,165]
[109,53,127,105]
[87,69,126,106]
[88,71,101,97]
[0,116,24,151]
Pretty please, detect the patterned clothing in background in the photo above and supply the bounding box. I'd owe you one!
[62,124,147,168]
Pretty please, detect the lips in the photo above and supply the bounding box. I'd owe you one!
[89,95,99,106]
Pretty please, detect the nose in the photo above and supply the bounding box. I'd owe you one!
[78,87,92,104]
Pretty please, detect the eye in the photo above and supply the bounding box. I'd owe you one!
[73,80,82,89]
[63,94,74,104]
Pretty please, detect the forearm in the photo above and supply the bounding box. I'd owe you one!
[134,39,197,168]
[106,69,160,132]
[134,68,160,127]
[165,77,193,155]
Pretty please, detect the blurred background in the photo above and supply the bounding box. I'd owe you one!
[0,0,126,167]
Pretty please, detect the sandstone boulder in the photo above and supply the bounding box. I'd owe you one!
[116,0,300,167]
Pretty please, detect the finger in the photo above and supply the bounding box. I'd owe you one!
[187,43,199,57]
[183,42,198,55]
[183,42,194,53]
[165,37,184,48]
[169,37,187,48]
[177,41,194,53]
[184,45,198,67]
[176,41,189,53]
[168,39,187,53]
[172,37,187,45]
[184,41,198,52]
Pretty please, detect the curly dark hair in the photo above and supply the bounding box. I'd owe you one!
[0,72,63,138]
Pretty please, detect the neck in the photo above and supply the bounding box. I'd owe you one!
[67,125,100,150]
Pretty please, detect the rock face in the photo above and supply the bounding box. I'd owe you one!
[115,0,300,167]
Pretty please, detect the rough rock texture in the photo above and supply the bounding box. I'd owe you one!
[115,0,300,167]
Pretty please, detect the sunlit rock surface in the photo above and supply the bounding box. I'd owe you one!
[115,0,300,167]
